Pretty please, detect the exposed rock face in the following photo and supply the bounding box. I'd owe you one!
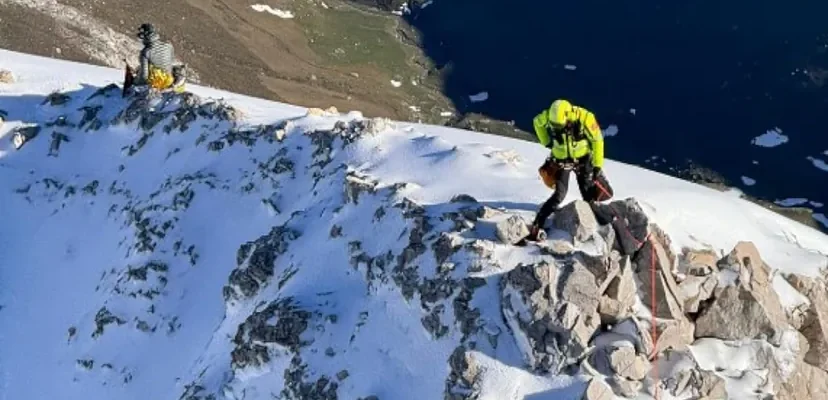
[494,214,530,244]
[776,360,828,400]
[609,376,642,398]
[223,225,300,302]
[658,350,727,400]
[695,284,789,343]
[344,171,378,204]
[502,260,602,373]
[0,69,14,83]
[581,378,614,400]
[633,234,685,320]
[680,248,719,276]
[553,200,599,242]
[719,241,774,292]
[592,345,649,381]
[445,346,481,399]
[677,274,717,314]
[598,255,636,324]
[786,276,828,371]
[231,298,311,369]
[695,243,789,345]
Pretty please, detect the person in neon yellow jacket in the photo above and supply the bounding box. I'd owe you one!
[527,99,609,241]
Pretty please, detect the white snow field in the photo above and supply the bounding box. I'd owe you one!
[2,49,828,400]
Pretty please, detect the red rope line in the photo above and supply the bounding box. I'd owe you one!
[605,202,660,399]
[648,235,659,400]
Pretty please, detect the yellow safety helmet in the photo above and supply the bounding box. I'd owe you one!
[547,99,573,127]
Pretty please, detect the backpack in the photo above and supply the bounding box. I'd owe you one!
[147,64,174,90]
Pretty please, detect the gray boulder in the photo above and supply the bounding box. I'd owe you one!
[494,214,530,244]
[502,260,601,373]
[695,284,789,344]
[553,200,599,242]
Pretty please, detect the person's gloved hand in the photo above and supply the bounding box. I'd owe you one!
[590,167,602,181]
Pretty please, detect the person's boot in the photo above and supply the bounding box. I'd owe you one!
[171,64,187,93]
[526,223,547,242]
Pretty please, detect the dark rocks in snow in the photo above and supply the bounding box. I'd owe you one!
[86,83,120,100]
[43,91,71,106]
[48,132,70,157]
[332,117,391,145]
[502,260,601,374]
[344,171,378,204]
[422,304,449,339]
[231,298,311,369]
[82,180,100,196]
[92,307,126,338]
[12,124,41,150]
[76,359,94,370]
[308,129,338,168]
[392,207,431,299]
[136,319,153,333]
[329,225,343,238]
[445,345,481,400]
[432,232,462,265]
[45,115,74,128]
[126,260,168,282]
[454,278,485,340]
[281,356,339,400]
[450,194,478,204]
[420,274,458,306]
[179,383,219,400]
[224,225,300,302]
[336,370,349,381]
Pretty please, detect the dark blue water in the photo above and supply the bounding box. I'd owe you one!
[404,0,828,228]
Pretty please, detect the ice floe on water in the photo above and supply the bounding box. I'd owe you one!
[469,92,489,103]
[751,127,788,148]
[775,198,809,207]
[806,155,828,172]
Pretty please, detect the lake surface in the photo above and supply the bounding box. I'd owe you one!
[403,0,828,228]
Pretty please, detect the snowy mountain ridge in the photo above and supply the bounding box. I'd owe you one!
[2,49,828,400]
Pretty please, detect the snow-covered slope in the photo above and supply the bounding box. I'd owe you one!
[2,49,828,400]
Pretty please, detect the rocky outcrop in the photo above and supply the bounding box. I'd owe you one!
[344,171,378,204]
[231,298,311,369]
[495,196,828,399]
[677,273,717,314]
[0,69,13,83]
[581,378,614,400]
[776,359,828,400]
[495,214,530,244]
[679,248,719,276]
[784,274,828,372]
[223,225,300,302]
[553,200,599,242]
[632,231,685,321]
[694,284,789,343]
[695,242,789,344]
[597,254,636,324]
[502,260,602,373]
[445,346,481,399]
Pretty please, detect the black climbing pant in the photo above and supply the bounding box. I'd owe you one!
[533,156,595,228]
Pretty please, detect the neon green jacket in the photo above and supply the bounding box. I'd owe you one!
[533,105,604,168]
